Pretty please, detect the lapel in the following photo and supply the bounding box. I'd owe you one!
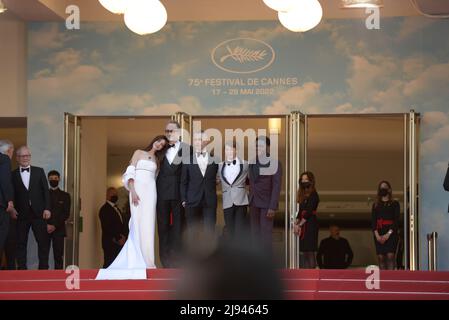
[234,162,244,184]
[13,169,22,189]
[192,153,204,178]
[221,163,231,186]
[16,167,30,191]
[108,202,122,224]
[29,166,36,190]
[171,143,183,167]
[162,157,172,171]
[250,162,259,181]
[204,152,217,178]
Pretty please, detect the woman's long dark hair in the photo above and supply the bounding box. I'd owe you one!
[144,135,169,169]
[297,171,317,204]
[375,180,393,207]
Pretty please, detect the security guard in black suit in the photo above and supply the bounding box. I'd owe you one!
[47,170,71,269]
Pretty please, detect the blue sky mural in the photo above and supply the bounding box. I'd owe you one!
[27,17,449,269]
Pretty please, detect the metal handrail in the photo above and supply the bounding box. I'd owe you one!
[427,232,438,271]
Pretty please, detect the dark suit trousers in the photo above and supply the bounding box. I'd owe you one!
[49,232,65,269]
[156,199,183,268]
[224,205,248,238]
[0,209,9,261]
[185,203,216,235]
[103,244,121,268]
[5,216,17,269]
[250,206,274,250]
[16,210,50,270]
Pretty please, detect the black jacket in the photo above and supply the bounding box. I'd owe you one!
[181,153,218,208]
[156,143,191,201]
[99,202,127,250]
[12,166,51,218]
[317,236,353,269]
[48,188,71,236]
[0,153,13,210]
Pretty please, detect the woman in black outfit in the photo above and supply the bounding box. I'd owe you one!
[372,180,400,270]
[294,171,319,269]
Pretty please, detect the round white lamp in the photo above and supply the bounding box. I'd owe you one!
[124,0,168,35]
[98,0,127,14]
[278,0,323,32]
[262,0,297,12]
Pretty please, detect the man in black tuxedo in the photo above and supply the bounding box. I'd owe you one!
[12,146,51,270]
[156,120,190,267]
[181,131,218,238]
[47,170,71,270]
[0,140,15,263]
[99,187,127,268]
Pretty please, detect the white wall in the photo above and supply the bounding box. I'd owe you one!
[0,13,27,117]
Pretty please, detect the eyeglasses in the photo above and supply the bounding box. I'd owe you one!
[17,154,31,158]
[165,129,174,133]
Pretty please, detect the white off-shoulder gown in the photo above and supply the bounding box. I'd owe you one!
[96,159,157,280]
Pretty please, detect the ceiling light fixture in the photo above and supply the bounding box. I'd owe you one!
[98,0,127,14]
[124,0,167,35]
[278,0,323,32]
[409,0,449,19]
[262,0,296,12]
[0,0,8,14]
[341,0,383,8]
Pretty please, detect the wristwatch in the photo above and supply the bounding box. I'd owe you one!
[388,230,393,235]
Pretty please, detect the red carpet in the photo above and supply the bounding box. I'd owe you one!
[0,269,448,300]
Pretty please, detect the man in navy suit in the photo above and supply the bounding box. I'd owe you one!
[248,136,282,251]
[0,140,15,261]
[11,146,51,270]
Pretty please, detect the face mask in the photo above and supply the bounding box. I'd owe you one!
[49,180,59,188]
[379,188,389,197]
[110,196,119,203]
[301,181,312,189]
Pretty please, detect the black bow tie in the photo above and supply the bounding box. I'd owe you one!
[196,152,206,157]
[226,160,237,166]
[21,167,30,173]
[168,144,175,148]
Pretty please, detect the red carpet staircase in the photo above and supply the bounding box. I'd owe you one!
[0,269,448,300]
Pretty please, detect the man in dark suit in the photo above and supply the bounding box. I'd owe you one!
[317,225,353,269]
[156,120,190,267]
[47,170,71,270]
[0,140,15,264]
[181,131,218,238]
[248,136,282,251]
[12,146,51,270]
[99,187,127,268]
[444,162,449,212]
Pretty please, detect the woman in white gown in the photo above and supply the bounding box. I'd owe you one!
[96,135,169,280]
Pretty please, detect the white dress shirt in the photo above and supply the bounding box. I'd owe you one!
[107,201,123,223]
[20,166,31,190]
[224,158,240,185]
[196,150,209,177]
[166,140,181,165]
